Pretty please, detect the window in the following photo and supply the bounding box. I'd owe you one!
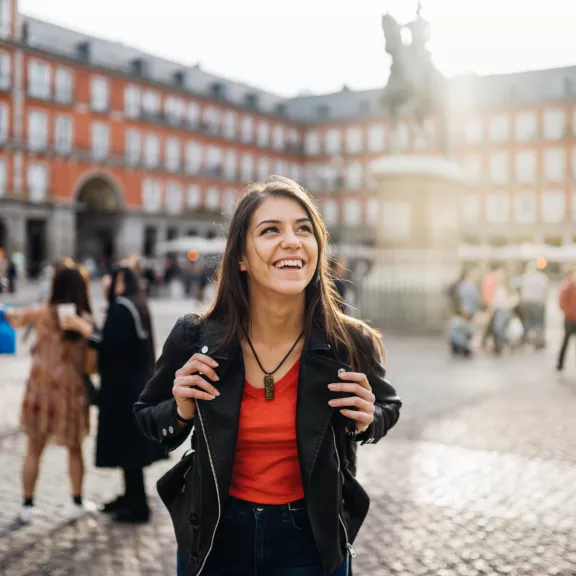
[513,192,537,224]
[223,111,236,139]
[142,90,160,116]
[489,114,510,142]
[241,153,254,181]
[28,60,51,99]
[27,163,48,203]
[543,108,565,140]
[485,193,511,224]
[54,116,73,154]
[343,199,362,227]
[0,157,6,196]
[541,190,566,223]
[306,164,319,191]
[144,133,160,168]
[124,85,141,118]
[187,102,200,127]
[325,129,341,155]
[463,155,482,179]
[187,184,201,209]
[91,122,109,160]
[346,127,363,154]
[142,179,163,213]
[462,194,482,223]
[54,68,73,103]
[165,96,184,124]
[395,123,410,150]
[290,163,301,183]
[125,128,141,165]
[28,109,48,151]
[203,106,219,134]
[275,160,287,177]
[346,162,363,189]
[544,148,565,181]
[166,181,183,214]
[205,187,220,210]
[273,125,284,150]
[0,0,12,37]
[224,149,237,180]
[0,102,8,142]
[368,125,386,152]
[258,157,269,181]
[304,130,320,155]
[322,200,339,225]
[90,76,109,112]
[366,197,380,226]
[165,137,181,172]
[223,188,237,215]
[464,118,483,144]
[288,128,299,148]
[489,152,509,184]
[515,112,537,141]
[382,201,412,240]
[185,142,201,174]
[0,50,10,90]
[241,116,254,143]
[257,121,269,147]
[515,149,537,182]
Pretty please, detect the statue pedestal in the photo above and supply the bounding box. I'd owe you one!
[360,155,468,334]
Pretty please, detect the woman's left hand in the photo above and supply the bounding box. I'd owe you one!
[328,372,376,434]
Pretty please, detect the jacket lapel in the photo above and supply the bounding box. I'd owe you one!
[297,325,351,486]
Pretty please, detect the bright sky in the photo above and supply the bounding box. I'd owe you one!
[19,0,576,97]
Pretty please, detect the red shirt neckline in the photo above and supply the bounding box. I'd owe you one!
[244,358,300,397]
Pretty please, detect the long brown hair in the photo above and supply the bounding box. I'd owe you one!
[206,176,384,371]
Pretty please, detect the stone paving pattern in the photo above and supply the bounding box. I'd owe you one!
[0,296,575,575]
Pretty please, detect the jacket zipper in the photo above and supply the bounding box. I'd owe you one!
[195,401,221,576]
[330,425,356,559]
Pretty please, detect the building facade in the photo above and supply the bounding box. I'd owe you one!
[1,0,575,275]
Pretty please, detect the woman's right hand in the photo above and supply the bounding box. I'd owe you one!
[173,353,221,420]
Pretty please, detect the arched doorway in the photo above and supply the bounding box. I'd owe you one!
[75,175,123,271]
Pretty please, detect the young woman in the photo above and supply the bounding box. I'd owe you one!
[5,265,94,523]
[63,266,167,523]
[135,177,402,575]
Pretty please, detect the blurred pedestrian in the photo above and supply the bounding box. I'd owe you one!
[449,307,474,357]
[134,177,401,576]
[490,272,520,355]
[5,266,95,524]
[517,262,548,349]
[450,268,480,318]
[556,270,576,372]
[63,266,167,523]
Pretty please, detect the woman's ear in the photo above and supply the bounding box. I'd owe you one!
[239,260,247,272]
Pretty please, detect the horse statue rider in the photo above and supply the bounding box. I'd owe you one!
[381,3,448,154]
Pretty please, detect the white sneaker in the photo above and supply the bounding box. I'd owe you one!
[69,499,98,519]
[19,505,35,524]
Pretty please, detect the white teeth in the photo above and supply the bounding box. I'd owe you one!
[275,259,303,269]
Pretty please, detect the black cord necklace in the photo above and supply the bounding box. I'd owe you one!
[246,331,304,400]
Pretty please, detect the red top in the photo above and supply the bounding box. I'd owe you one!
[229,359,304,504]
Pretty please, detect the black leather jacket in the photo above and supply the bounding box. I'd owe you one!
[134,314,401,576]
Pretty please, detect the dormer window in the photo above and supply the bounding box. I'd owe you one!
[211,83,226,100]
[131,58,148,77]
[76,41,91,61]
[245,93,259,109]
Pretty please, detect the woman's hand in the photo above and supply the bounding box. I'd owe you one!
[328,371,376,434]
[60,314,93,339]
[173,353,221,421]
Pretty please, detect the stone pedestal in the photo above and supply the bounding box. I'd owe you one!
[360,155,468,334]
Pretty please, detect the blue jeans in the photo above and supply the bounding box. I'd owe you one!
[177,497,349,576]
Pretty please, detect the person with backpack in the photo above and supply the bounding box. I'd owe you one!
[557,270,576,372]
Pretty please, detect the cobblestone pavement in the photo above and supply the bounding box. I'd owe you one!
[1,298,576,575]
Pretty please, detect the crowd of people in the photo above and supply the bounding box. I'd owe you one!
[447,260,576,370]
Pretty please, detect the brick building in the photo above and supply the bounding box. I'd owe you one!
[1,0,575,275]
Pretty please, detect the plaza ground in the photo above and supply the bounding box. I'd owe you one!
[0,290,575,575]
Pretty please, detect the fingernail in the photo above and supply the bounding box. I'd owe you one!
[338,372,347,377]
[328,400,336,406]
[212,361,219,367]
[328,384,336,389]
[215,390,220,396]
[215,375,220,381]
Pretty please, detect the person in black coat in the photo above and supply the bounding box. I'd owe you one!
[67,266,167,522]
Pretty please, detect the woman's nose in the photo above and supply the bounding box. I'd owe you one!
[281,232,302,249]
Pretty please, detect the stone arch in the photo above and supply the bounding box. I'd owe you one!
[74,171,125,267]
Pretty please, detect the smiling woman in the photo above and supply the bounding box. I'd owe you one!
[134,176,402,576]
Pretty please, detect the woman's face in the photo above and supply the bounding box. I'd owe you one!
[114,272,126,296]
[240,196,319,296]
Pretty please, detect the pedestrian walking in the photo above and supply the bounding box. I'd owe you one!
[517,262,549,349]
[134,176,402,576]
[490,272,520,355]
[448,307,474,357]
[4,266,95,524]
[63,266,167,523]
[556,270,576,372]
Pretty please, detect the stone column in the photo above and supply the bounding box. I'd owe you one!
[360,155,468,334]
[50,204,76,261]
[116,213,144,258]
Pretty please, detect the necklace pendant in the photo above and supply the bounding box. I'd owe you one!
[264,374,274,400]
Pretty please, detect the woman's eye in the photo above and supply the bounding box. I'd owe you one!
[298,225,313,233]
[260,226,279,235]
